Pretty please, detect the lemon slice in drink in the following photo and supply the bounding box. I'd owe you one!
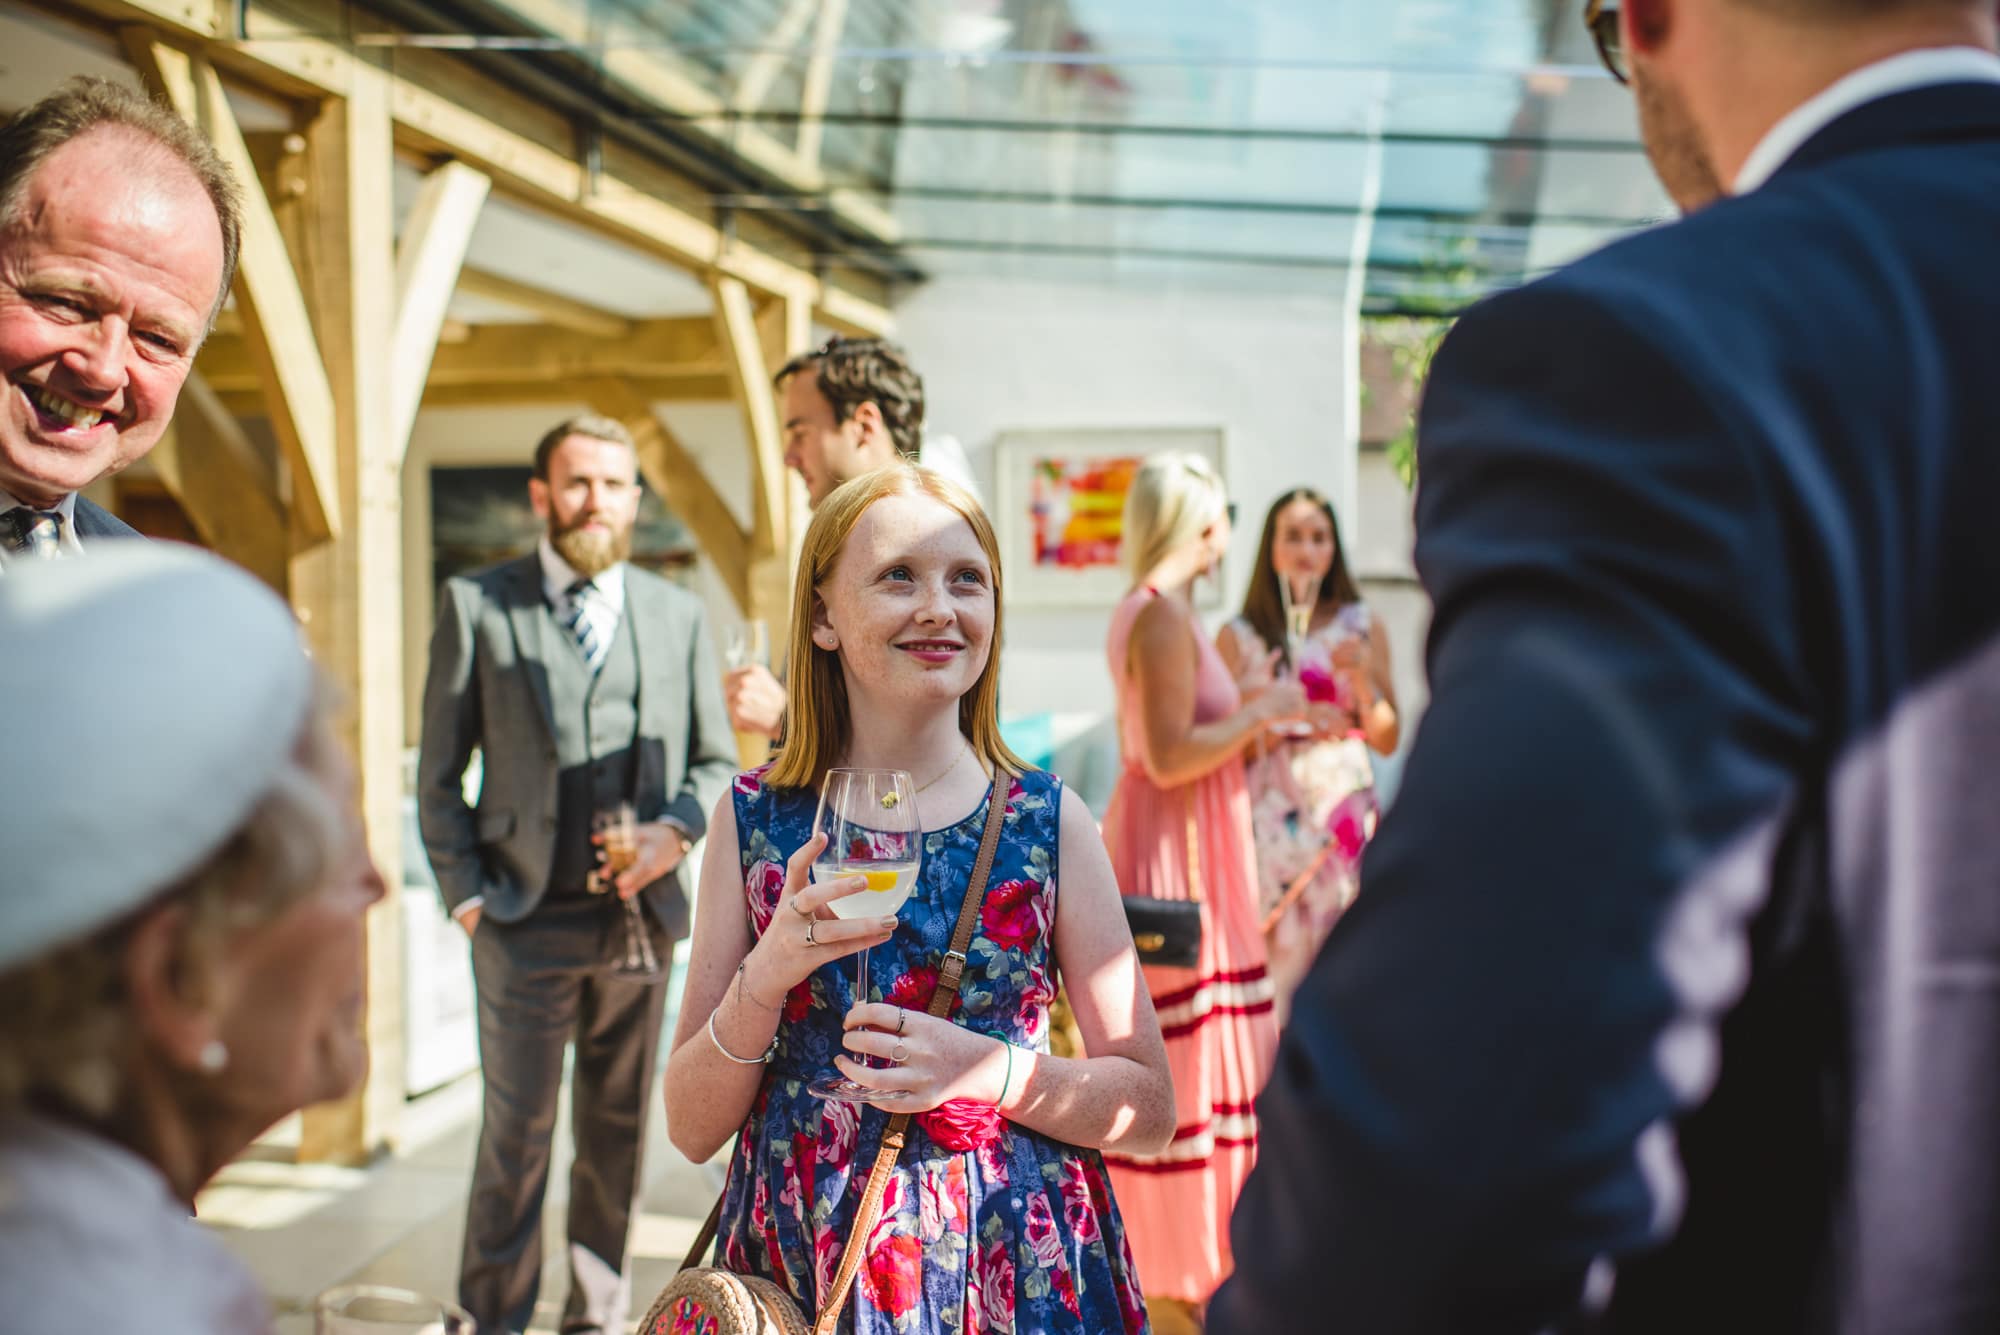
[858,870,899,890]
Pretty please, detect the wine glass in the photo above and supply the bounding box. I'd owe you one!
[725,618,770,671]
[314,1284,473,1334]
[591,803,662,980]
[807,768,921,1103]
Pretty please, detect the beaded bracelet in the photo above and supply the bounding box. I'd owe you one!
[708,1008,777,1065]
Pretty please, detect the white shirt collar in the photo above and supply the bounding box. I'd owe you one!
[537,535,626,612]
[1734,46,2000,195]
[0,488,85,559]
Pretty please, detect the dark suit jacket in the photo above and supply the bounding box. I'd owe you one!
[415,554,736,937]
[71,497,139,542]
[1210,83,2000,1334]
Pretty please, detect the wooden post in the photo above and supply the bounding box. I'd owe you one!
[389,160,490,459]
[147,375,290,591]
[282,61,408,1164]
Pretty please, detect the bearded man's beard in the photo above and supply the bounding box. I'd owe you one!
[551,512,632,577]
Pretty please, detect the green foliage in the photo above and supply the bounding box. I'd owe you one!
[1366,316,1451,490]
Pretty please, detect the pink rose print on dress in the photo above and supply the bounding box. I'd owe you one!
[970,1236,1017,1334]
[1024,1190,1065,1269]
[861,1232,925,1318]
[918,1156,968,1243]
[817,1098,858,1165]
[885,963,962,1018]
[980,879,1047,953]
[1059,1160,1101,1247]
[919,1098,1005,1152]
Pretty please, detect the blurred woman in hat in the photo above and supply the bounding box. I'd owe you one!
[0,546,385,1333]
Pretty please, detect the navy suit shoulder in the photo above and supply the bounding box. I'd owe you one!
[70,496,141,542]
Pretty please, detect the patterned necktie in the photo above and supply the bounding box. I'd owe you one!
[560,578,608,674]
[1,507,64,561]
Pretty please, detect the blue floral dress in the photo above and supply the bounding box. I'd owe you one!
[711,765,1149,1335]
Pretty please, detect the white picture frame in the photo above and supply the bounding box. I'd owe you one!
[992,426,1227,608]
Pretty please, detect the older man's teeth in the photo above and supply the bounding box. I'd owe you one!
[30,386,105,430]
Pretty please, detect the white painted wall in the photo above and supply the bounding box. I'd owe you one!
[892,274,1356,726]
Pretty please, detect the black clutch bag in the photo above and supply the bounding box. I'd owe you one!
[1122,895,1203,968]
[1121,787,1205,969]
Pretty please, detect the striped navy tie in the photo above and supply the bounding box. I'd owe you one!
[561,578,608,674]
[1,507,64,561]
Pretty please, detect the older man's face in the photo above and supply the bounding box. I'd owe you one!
[0,128,225,508]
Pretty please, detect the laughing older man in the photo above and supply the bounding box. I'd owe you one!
[0,77,240,563]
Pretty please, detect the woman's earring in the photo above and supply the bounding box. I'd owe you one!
[197,1040,230,1075]
[815,631,839,650]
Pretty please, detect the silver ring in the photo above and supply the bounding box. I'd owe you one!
[804,920,820,947]
[789,898,814,920]
[896,1007,907,1036]
[891,1041,909,1066]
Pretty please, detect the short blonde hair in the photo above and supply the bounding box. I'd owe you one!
[0,675,347,1117]
[1122,450,1227,583]
[766,463,1028,792]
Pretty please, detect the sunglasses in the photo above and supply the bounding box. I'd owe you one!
[1584,0,1628,85]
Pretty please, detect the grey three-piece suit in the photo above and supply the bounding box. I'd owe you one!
[417,552,734,1334]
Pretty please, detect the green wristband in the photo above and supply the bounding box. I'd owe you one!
[995,1036,1014,1109]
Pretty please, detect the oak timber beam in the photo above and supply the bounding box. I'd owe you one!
[586,377,750,612]
[124,32,344,543]
[455,266,633,339]
[712,276,787,555]
[390,159,490,460]
[283,57,407,1164]
[198,318,722,393]
[147,375,290,590]
[210,373,735,417]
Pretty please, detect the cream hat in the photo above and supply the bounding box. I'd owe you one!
[0,544,313,974]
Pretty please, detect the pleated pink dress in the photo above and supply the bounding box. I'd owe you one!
[1099,586,1279,1306]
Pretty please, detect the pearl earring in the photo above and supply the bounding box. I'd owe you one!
[815,632,838,650]
[197,1040,230,1075]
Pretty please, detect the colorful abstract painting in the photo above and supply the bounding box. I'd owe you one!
[995,428,1225,607]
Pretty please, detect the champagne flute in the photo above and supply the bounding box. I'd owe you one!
[1276,570,1322,738]
[592,803,662,980]
[807,768,920,1103]
[725,618,770,671]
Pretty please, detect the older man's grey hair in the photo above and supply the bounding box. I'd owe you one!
[0,77,243,332]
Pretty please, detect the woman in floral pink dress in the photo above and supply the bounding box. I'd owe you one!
[1099,453,1308,1330]
[1217,488,1400,1020]
[661,464,1172,1334]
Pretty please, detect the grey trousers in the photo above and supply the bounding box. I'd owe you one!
[458,896,674,1335]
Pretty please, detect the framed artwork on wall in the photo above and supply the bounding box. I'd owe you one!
[992,426,1226,608]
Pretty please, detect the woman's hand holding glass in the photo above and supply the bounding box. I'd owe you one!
[742,830,898,1011]
[1253,676,1311,733]
[835,1002,1013,1114]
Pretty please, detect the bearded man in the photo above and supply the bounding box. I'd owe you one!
[417,413,734,1335]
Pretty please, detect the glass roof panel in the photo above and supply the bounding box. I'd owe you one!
[352,0,1674,311]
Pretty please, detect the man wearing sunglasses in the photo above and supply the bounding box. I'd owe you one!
[1214,2,2000,1332]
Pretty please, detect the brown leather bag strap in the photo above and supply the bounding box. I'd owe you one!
[809,773,1008,1335]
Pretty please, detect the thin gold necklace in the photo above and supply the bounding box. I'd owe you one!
[883,742,972,807]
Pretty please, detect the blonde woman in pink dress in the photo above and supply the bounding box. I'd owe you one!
[1099,452,1308,1331]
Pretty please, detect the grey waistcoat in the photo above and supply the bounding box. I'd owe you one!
[544,604,640,894]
